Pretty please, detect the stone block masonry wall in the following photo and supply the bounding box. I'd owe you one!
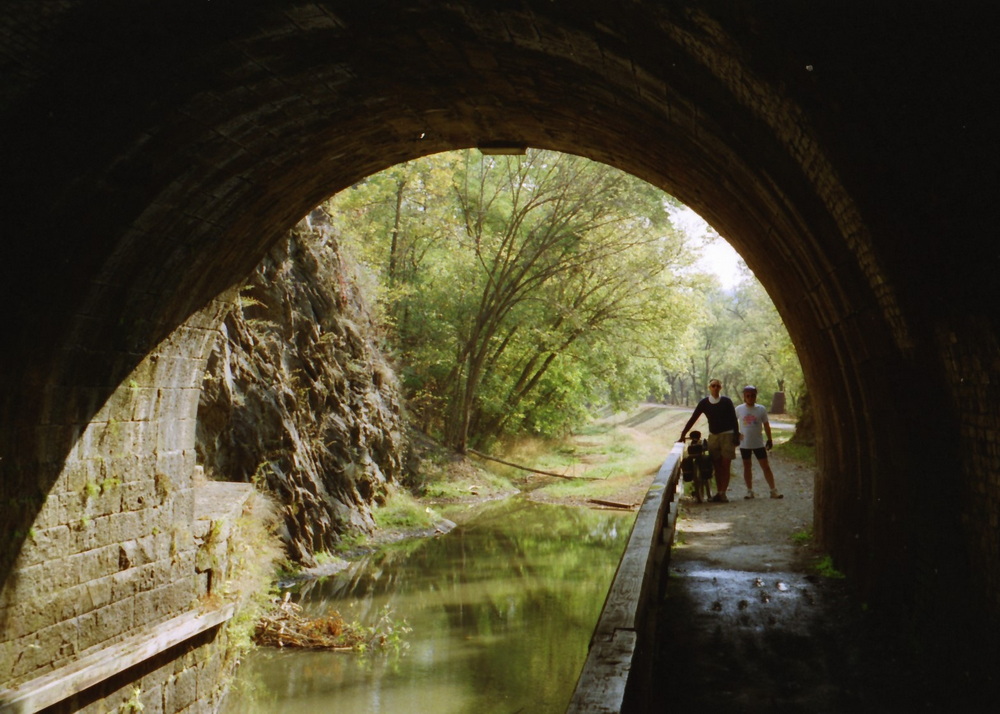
[44,626,231,714]
[0,295,243,711]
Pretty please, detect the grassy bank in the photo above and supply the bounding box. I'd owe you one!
[371,403,807,536]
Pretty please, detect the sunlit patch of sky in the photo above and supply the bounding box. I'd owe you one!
[669,204,745,290]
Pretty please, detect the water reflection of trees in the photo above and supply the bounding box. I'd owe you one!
[273,501,632,712]
[307,501,629,623]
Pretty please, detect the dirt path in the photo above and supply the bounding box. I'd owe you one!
[580,404,817,568]
[636,408,966,713]
[674,450,816,572]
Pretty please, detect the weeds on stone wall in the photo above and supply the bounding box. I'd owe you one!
[118,686,144,712]
[814,555,846,579]
[215,492,285,672]
[154,472,172,500]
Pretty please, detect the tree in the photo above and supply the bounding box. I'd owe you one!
[327,150,701,450]
[728,276,804,405]
[676,267,804,410]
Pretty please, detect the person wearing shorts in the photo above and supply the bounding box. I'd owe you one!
[735,385,782,499]
[680,379,739,502]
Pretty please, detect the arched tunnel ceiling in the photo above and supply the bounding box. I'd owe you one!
[3,0,921,375]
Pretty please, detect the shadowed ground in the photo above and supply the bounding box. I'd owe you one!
[650,451,990,713]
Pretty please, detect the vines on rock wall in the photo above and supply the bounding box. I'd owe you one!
[196,216,410,565]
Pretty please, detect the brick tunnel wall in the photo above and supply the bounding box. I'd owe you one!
[1,0,998,706]
[0,296,241,710]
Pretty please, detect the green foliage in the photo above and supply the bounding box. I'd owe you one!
[251,460,275,489]
[350,605,412,654]
[313,550,341,565]
[324,147,802,444]
[373,489,441,530]
[420,468,514,500]
[331,531,368,554]
[792,527,813,545]
[537,474,622,501]
[220,494,286,668]
[672,272,805,407]
[492,416,667,503]
[154,472,172,501]
[814,555,846,579]
[327,149,702,449]
[772,439,815,467]
[119,687,144,712]
[236,284,267,311]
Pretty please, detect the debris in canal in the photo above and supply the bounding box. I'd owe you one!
[254,593,410,652]
[587,498,638,510]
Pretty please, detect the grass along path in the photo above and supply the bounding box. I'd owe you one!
[373,403,811,553]
[500,404,693,509]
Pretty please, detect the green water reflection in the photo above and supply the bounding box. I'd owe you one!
[223,498,632,713]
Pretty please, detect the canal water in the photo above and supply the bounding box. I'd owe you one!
[222,498,633,713]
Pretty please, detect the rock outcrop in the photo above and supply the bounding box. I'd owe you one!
[196,214,408,565]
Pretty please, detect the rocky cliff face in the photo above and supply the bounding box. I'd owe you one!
[196,215,408,565]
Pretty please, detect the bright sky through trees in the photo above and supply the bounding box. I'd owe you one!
[327,150,804,448]
[669,206,744,289]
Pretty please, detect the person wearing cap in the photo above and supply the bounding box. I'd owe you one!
[679,378,740,502]
[735,385,782,499]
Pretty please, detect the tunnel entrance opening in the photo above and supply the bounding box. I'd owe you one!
[190,145,808,564]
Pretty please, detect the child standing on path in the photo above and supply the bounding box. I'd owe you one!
[736,385,782,499]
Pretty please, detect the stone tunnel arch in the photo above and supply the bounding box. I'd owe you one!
[2,0,997,703]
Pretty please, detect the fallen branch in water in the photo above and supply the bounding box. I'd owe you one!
[467,448,595,479]
[587,498,638,510]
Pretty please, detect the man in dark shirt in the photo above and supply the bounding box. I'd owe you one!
[680,379,740,502]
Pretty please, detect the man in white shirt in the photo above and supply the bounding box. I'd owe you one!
[735,385,782,499]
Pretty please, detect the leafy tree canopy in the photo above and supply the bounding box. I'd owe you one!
[324,149,801,449]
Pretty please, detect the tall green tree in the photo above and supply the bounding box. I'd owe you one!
[676,268,804,409]
[728,276,804,405]
[328,150,701,450]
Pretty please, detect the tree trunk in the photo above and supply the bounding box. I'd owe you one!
[790,390,815,446]
[387,177,407,286]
